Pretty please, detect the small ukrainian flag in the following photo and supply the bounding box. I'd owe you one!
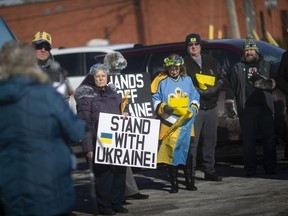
[100,132,113,144]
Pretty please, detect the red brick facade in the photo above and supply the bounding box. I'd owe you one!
[1,0,287,48]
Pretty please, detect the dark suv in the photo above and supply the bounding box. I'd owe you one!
[94,39,286,143]
[97,39,283,78]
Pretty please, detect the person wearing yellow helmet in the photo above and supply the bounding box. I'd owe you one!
[32,31,73,102]
[32,31,53,65]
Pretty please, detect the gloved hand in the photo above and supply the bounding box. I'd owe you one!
[197,88,213,100]
[225,99,237,118]
[205,85,218,94]
[205,79,224,94]
[254,78,276,90]
[249,73,263,83]
[197,84,219,100]
[163,105,175,115]
[188,107,197,116]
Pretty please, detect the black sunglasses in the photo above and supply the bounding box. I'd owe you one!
[188,43,200,47]
[35,43,51,51]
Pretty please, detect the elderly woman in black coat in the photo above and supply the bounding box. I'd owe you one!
[75,63,128,215]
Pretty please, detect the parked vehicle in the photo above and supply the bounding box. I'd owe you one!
[91,39,286,143]
[51,44,138,90]
[0,16,17,48]
[51,44,139,112]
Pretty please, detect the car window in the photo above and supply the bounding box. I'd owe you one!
[148,51,186,77]
[146,48,240,78]
[54,53,83,77]
[85,52,108,74]
[203,48,241,75]
[121,54,149,74]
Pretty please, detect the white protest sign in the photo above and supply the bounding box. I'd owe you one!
[95,112,160,169]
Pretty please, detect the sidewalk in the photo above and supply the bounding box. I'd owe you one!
[71,142,288,216]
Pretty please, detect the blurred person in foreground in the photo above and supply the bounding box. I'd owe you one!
[74,63,129,215]
[32,31,73,103]
[184,33,225,181]
[151,54,200,193]
[276,50,288,160]
[0,41,86,216]
[229,35,277,176]
[104,52,149,201]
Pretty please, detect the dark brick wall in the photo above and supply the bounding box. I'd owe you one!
[0,0,287,48]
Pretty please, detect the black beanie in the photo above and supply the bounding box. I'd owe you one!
[185,33,201,47]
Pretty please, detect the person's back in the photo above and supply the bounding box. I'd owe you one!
[0,41,86,216]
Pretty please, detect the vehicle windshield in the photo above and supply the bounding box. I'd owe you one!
[0,16,17,48]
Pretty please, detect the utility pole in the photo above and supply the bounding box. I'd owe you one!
[245,0,257,37]
[226,0,240,38]
[134,0,146,44]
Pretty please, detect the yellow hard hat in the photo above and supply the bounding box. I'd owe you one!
[32,31,52,46]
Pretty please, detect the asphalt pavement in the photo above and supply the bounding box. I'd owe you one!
[71,141,288,216]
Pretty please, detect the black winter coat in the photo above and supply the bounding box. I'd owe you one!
[230,55,276,115]
[74,83,122,153]
[184,54,224,110]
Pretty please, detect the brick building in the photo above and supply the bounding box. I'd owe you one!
[0,0,287,48]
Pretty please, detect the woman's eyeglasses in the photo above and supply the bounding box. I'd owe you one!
[35,43,51,51]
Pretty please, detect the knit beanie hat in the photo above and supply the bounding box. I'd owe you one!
[185,33,201,47]
[243,35,258,51]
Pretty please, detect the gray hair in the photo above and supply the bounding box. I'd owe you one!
[89,63,110,76]
[0,40,49,83]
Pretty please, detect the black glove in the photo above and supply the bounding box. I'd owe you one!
[254,79,276,90]
[163,105,175,115]
[197,88,213,100]
[198,80,224,100]
[206,79,224,93]
[249,73,262,83]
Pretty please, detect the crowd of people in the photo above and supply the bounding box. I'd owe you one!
[0,30,287,216]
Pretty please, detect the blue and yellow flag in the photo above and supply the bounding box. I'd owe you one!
[100,132,113,144]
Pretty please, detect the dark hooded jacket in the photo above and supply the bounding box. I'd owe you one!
[39,54,71,102]
[230,53,276,116]
[184,54,225,110]
[38,54,64,82]
[0,67,86,216]
[74,78,123,154]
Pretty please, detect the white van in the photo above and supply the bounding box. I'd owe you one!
[50,44,135,112]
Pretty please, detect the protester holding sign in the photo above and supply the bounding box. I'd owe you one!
[104,51,150,201]
[75,63,129,215]
[184,33,225,182]
[151,54,200,193]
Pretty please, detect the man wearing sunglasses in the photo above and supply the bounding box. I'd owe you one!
[32,31,72,102]
[184,33,225,182]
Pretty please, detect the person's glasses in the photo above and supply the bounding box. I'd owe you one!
[188,43,199,47]
[35,43,51,51]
